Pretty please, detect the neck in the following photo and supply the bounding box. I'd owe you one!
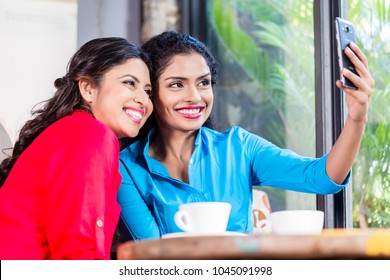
[149,127,198,163]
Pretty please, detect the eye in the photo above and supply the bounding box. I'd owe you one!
[169,82,184,88]
[123,80,136,87]
[198,79,210,87]
[145,89,153,96]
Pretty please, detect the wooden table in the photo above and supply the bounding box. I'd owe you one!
[116,229,390,260]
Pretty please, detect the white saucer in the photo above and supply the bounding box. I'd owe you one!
[161,231,247,239]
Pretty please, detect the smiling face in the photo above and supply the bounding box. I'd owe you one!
[83,58,153,138]
[153,53,213,133]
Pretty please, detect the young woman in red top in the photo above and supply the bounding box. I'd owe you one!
[0,37,153,259]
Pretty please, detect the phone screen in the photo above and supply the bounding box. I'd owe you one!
[335,17,359,89]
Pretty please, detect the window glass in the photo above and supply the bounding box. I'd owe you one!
[349,0,390,228]
[206,0,316,211]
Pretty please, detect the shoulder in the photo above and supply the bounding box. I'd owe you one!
[201,126,255,141]
[200,126,274,153]
[59,111,113,135]
[44,111,118,153]
[57,111,114,136]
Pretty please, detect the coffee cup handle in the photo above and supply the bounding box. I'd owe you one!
[174,210,192,232]
[256,219,272,234]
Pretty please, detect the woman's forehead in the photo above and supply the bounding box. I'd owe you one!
[161,53,210,78]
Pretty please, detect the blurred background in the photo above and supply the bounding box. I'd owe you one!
[0,0,388,229]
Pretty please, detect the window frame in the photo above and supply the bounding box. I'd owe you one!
[314,0,352,229]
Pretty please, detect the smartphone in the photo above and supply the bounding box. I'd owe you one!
[335,17,359,89]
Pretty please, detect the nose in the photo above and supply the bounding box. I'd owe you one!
[133,88,151,106]
[185,86,202,102]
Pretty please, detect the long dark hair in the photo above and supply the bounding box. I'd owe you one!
[0,37,151,187]
[120,30,219,149]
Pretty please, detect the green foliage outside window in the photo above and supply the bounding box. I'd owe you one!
[349,0,390,227]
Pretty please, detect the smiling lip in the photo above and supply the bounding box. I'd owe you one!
[124,106,145,124]
[175,106,205,119]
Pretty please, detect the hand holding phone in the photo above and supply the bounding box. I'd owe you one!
[335,17,359,89]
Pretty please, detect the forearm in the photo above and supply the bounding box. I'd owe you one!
[326,117,366,184]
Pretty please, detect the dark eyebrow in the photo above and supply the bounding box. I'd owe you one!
[164,73,211,81]
[120,74,152,88]
[120,74,139,83]
[164,76,186,81]
[198,73,211,79]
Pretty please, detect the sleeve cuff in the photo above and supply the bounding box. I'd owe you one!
[316,154,351,194]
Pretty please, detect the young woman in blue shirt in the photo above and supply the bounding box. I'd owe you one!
[117,31,374,240]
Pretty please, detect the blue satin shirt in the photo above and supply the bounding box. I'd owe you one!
[117,126,349,240]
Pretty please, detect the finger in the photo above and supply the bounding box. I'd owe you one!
[339,79,371,102]
[344,48,375,89]
[341,69,373,99]
[341,68,360,88]
[348,42,369,69]
[335,80,344,90]
[335,79,356,93]
[341,68,373,91]
[345,47,366,77]
[342,86,371,105]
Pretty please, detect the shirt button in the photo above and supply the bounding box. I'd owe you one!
[96,219,103,228]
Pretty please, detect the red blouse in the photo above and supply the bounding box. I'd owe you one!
[0,111,122,259]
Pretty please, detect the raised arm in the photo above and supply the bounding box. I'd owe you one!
[326,42,375,184]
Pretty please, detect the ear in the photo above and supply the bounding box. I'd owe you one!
[79,78,95,103]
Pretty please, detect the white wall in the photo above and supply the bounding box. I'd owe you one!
[77,0,140,47]
[0,0,77,144]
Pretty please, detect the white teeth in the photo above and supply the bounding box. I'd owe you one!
[177,108,201,115]
[125,109,142,120]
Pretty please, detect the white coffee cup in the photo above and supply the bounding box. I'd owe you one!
[174,202,231,234]
[270,210,324,235]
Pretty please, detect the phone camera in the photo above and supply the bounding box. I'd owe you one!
[342,26,351,32]
[342,25,352,33]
